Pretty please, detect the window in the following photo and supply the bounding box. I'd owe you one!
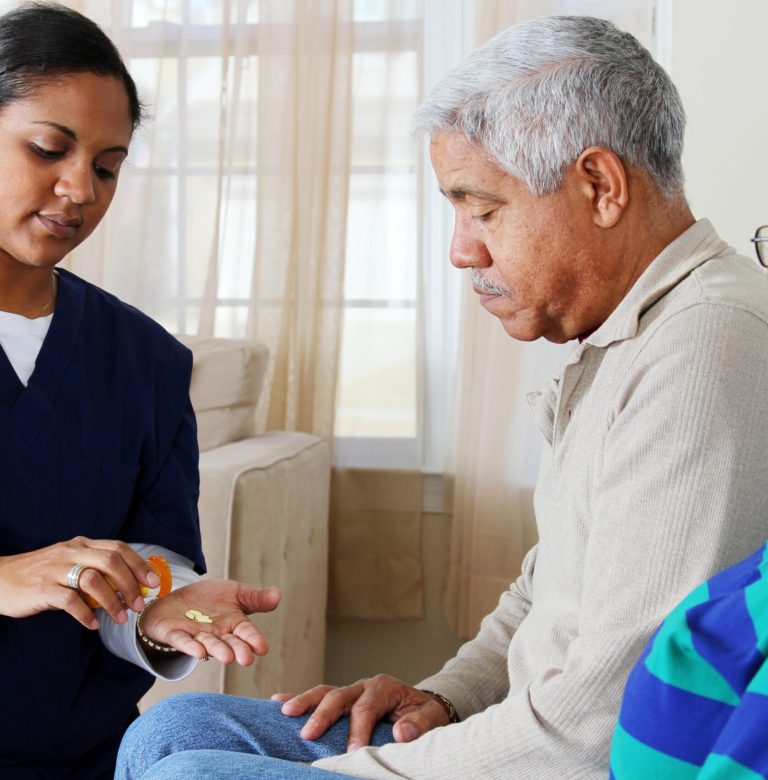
[334,2,421,441]
[86,0,433,464]
[335,0,468,471]
[119,1,262,337]
[121,0,444,468]
[19,0,659,476]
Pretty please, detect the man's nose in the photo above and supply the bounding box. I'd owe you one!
[54,163,96,205]
[449,218,491,269]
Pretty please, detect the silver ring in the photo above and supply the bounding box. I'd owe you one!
[66,563,87,590]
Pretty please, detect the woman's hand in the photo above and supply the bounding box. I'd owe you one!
[0,536,160,628]
[138,580,281,665]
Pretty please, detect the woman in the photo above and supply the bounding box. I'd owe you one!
[0,4,279,777]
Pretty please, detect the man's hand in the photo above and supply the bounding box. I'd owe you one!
[140,580,281,665]
[271,675,451,751]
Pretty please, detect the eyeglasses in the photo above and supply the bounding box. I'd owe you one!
[751,225,768,268]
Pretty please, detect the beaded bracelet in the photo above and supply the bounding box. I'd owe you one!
[136,598,179,655]
[420,689,460,723]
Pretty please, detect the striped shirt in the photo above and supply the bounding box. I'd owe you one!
[611,543,768,779]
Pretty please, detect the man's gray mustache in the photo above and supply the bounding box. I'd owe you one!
[470,269,507,296]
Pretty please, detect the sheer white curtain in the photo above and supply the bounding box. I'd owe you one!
[444,293,564,638]
[444,0,658,638]
[237,1,354,435]
[51,0,356,438]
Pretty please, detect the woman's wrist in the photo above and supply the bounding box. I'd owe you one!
[135,598,179,657]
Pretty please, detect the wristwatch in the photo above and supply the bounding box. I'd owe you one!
[420,689,460,723]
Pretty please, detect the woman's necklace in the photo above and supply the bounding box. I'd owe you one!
[38,272,58,315]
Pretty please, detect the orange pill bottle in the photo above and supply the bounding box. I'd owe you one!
[84,555,173,608]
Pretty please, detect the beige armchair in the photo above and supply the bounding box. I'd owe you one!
[140,336,331,710]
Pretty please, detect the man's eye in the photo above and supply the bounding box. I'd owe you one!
[30,143,64,159]
[474,211,494,223]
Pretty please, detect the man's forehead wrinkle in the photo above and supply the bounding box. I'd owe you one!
[432,132,511,204]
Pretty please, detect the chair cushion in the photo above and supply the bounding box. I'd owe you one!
[176,336,269,451]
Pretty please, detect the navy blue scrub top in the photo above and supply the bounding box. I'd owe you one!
[0,269,206,778]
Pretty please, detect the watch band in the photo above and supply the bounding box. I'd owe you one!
[420,689,460,723]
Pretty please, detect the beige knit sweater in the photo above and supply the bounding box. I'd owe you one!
[315,220,768,779]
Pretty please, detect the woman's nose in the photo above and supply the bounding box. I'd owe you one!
[54,164,96,205]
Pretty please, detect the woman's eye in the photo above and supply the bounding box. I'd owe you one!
[94,164,116,181]
[30,143,64,159]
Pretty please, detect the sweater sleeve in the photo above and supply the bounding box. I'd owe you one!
[313,303,768,779]
[414,543,537,717]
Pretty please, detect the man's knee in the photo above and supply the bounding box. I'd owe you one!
[126,692,226,747]
[116,692,274,779]
[142,751,216,780]
[142,750,351,780]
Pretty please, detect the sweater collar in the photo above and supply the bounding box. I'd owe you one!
[581,218,729,350]
[527,220,730,444]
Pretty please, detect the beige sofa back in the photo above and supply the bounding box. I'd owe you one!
[177,335,268,452]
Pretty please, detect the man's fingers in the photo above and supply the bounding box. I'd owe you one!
[392,700,450,743]
[281,685,337,717]
[290,675,425,747]
[393,717,425,743]
[346,691,386,751]
[298,685,364,739]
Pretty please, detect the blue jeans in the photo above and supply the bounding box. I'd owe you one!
[140,751,357,779]
[115,693,396,779]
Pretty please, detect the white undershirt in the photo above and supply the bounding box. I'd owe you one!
[0,309,52,385]
[0,310,199,678]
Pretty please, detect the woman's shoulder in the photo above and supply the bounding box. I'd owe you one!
[59,269,192,370]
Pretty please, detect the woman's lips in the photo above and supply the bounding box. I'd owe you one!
[36,213,79,239]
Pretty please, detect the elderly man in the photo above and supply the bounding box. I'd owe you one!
[117,15,768,780]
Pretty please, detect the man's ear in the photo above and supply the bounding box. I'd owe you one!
[574,146,629,228]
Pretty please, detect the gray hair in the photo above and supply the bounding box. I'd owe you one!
[413,15,686,200]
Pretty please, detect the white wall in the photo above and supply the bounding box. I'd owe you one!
[671,0,768,256]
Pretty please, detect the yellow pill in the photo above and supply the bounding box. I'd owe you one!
[196,616,213,624]
[185,610,201,620]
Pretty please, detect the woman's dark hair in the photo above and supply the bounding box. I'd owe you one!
[0,2,143,129]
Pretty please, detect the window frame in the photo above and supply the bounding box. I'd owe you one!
[335,0,468,472]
